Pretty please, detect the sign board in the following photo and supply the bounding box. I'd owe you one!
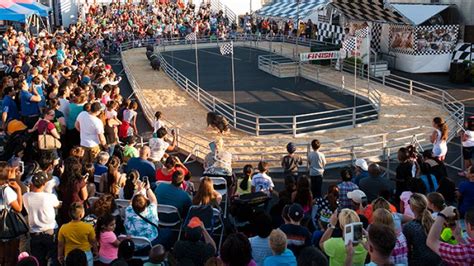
[300,51,339,62]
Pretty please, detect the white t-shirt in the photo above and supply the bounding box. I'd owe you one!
[58,98,70,121]
[149,137,169,162]
[251,173,274,196]
[76,111,104,147]
[23,192,60,232]
[153,119,165,133]
[24,175,60,196]
[0,186,18,208]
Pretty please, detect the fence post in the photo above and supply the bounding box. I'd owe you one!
[350,146,355,162]
[386,147,391,180]
[185,79,189,93]
[382,134,387,159]
[197,86,201,102]
[382,74,385,86]
[409,80,413,95]
[256,117,260,136]
[352,107,356,128]
[292,116,297,137]
[341,76,345,91]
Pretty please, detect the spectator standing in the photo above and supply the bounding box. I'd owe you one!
[57,202,97,266]
[58,157,88,223]
[349,223,397,266]
[427,207,474,266]
[459,122,474,176]
[372,208,408,265]
[402,193,441,265]
[220,233,257,266]
[395,147,414,200]
[94,151,110,176]
[263,229,297,266]
[149,127,177,165]
[251,161,274,196]
[193,176,222,208]
[2,86,20,127]
[458,166,474,217]
[75,102,106,163]
[0,163,24,266]
[291,176,312,214]
[279,203,312,256]
[96,214,121,264]
[312,185,339,231]
[308,139,326,198]
[359,163,392,202]
[431,117,448,161]
[352,159,368,186]
[23,171,61,266]
[337,168,359,209]
[281,142,302,180]
[249,213,273,266]
[19,76,42,128]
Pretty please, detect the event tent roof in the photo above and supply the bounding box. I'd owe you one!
[0,0,38,22]
[13,0,51,17]
[256,0,327,20]
[330,0,410,24]
[391,4,450,26]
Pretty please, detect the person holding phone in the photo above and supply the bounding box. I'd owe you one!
[319,209,368,266]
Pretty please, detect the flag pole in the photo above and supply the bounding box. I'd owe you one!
[195,35,200,88]
[231,41,236,128]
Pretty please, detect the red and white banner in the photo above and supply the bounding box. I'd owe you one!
[300,51,339,61]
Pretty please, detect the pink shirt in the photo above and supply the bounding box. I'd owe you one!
[99,231,118,262]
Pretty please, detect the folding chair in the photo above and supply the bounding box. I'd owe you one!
[157,204,183,240]
[115,199,131,220]
[184,205,225,251]
[118,235,152,261]
[201,176,228,218]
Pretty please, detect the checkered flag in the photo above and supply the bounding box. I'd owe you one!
[185,32,197,41]
[355,27,369,39]
[342,37,356,52]
[219,42,233,55]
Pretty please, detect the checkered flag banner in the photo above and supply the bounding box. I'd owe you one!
[355,27,369,39]
[342,37,356,52]
[185,32,197,41]
[219,42,233,55]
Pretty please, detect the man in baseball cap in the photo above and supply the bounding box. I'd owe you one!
[280,203,311,256]
[353,159,369,185]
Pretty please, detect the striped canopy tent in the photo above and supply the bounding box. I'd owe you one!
[12,0,51,17]
[329,0,410,24]
[0,0,38,22]
[256,0,328,20]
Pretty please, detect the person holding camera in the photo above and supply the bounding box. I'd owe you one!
[427,206,473,265]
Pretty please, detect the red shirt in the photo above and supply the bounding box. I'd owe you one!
[37,119,55,135]
[156,166,188,182]
[438,237,474,266]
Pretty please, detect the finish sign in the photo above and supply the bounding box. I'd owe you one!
[300,51,339,62]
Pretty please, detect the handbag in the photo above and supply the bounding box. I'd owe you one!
[38,130,61,150]
[0,186,29,240]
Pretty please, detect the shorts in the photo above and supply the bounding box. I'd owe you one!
[462,146,474,159]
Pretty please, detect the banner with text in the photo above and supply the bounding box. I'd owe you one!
[300,51,339,62]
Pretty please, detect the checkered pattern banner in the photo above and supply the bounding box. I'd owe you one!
[414,25,459,56]
[317,22,344,44]
[257,0,327,19]
[452,43,474,63]
[342,37,356,52]
[220,42,233,55]
[371,23,382,52]
[330,0,410,24]
[185,32,197,41]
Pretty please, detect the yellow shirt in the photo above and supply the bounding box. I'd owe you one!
[58,221,95,256]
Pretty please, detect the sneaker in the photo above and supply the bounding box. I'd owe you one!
[458,171,466,177]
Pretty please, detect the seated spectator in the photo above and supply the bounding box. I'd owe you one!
[263,229,297,266]
[354,223,397,266]
[120,170,146,200]
[427,192,458,244]
[251,161,274,196]
[422,150,448,182]
[249,213,273,265]
[359,163,393,202]
[111,239,144,266]
[281,142,302,180]
[352,158,368,186]
[402,193,441,265]
[155,155,190,183]
[319,209,368,265]
[400,178,428,218]
[144,244,167,266]
[220,233,256,266]
[125,186,171,251]
[366,197,410,230]
[296,247,328,266]
[57,202,97,266]
[65,249,88,266]
[83,193,125,235]
[427,207,474,265]
[436,175,457,206]
[312,185,339,230]
[94,151,110,176]
[237,164,253,196]
[126,146,156,185]
[337,168,359,209]
[458,166,474,218]
[149,127,176,165]
[419,162,439,193]
[154,170,192,216]
[173,217,216,266]
[99,156,126,197]
[193,176,222,208]
[279,203,311,256]
[291,176,312,214]
[372,208,408,265]
[204,137,232,177]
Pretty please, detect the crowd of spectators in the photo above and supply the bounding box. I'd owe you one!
[0,1,473,266]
